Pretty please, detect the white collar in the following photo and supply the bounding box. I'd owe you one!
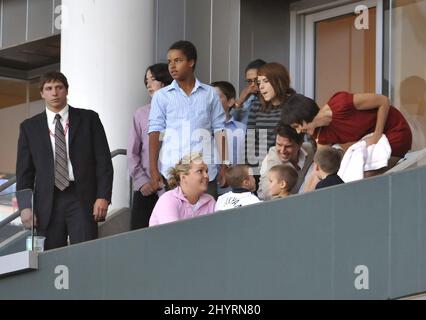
[46,105,69,125]
[297,147,308,168]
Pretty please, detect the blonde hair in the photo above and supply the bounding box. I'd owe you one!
[167,152,204,189]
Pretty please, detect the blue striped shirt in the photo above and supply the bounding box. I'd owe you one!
[148,79,226,181]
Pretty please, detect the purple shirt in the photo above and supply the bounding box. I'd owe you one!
[128,104,164,194]
[149,187,216,226]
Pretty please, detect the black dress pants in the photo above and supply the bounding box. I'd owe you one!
[38,183,98,250]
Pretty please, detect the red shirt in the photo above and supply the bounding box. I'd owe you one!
[316,92,412,157]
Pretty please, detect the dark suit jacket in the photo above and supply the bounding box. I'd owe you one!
[16,106,114,231]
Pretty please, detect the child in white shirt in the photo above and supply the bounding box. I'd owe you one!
[215,165,261,211]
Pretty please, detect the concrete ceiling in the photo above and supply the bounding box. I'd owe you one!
[0,35,60,71]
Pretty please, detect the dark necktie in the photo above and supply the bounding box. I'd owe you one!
[54,114,69,191]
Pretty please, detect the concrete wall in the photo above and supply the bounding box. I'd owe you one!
[156,0,295,95]
[239,0,292,90]
[156,0,240,89]
[0,165,425,299]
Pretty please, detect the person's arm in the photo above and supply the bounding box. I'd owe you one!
[127,112,154,196]
[309,104,333,130]
[16,123,37,229]
[353,93,390,146]
[16,123,35,195]
[148,131,163,190]
[211,91,227,185]
[235,85,257,109]
[148,93,167,191]
[91,112,114,221]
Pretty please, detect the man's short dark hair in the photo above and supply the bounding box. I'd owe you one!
[211,81,236,100]
[275,123,304,145]
[281,93,320,126]
[145,63,173,87]
[314,147,343,175]
[169,40,197,70]
[39,71,69,91]
[245,59,267,73]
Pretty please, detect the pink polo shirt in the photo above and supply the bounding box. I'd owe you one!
[149,187,216,226]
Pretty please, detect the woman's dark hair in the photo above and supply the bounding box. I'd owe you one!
[275,122,304,145]
[144,63,173,87]
[245,59,267,73]
[281,94,320,126]
[169,40,197,70]
[257,62,296,112]
[211,81,236,100]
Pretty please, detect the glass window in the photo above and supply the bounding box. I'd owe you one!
[387,0,426,151]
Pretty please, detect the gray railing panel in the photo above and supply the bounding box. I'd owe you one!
[0,166,426,299]
[332,178,390,299]
[420,168,426,294]
[389,169,422,298]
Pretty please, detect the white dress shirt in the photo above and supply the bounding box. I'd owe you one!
[46,105,75,181]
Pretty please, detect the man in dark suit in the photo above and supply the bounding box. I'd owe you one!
[16,71,113,250]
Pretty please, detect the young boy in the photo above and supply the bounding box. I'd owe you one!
[215,165,261,211]
[148,41,226,199]
[314,147,344,190]
[267,164,298,199]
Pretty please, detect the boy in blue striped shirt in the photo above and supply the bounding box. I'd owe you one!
[148,40,227,199]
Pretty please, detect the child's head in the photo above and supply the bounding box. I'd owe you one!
[211,81,236,114]
[267,164,298,197]
[313,147,342,179]
[225,165,256,192]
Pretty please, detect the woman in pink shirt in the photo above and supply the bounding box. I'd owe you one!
[149,153,216,227]
[127,63,173,230]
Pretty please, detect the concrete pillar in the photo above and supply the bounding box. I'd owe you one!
[60,0,155,211]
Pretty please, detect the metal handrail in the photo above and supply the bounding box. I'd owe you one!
[0,177,16,194]
[0,149,127,230]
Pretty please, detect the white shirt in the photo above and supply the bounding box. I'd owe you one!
[46,105,75,181]
[215,191,261,211]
